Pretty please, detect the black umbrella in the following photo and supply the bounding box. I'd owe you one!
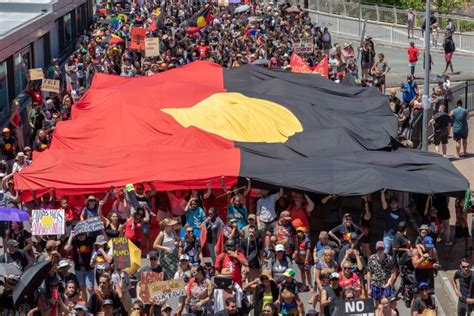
[0,263,22,276]
[13,260,53,308]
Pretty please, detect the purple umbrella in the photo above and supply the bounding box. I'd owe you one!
[0,208,30,222]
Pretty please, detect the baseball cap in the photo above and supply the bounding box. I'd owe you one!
[330,272,340,280]
[418,282,429,290]
[125,184,135,192]
[279,210,291,220]
[248,214,256,220]
[58,259,71,268]
[422,236,435,248]
[283,268,295,278]
[148,250,159,259]
[74,303,88,311]
[94,234,108,245]
[376,241,385,250]
[419,224,429,231]
[6,239,19,247]
[343,213,352,219]
[275,244,285,252]
[102,299,113,306]
[179,254,190,261]
[296,226,307,233]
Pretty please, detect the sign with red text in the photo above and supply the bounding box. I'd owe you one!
[112,237,131,269]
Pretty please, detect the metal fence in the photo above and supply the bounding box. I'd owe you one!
[300,0,474,54]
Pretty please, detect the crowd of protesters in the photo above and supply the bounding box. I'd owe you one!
[0,0,473,316]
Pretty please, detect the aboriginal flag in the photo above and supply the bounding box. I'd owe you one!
[187,6,214,34]
[14,62,468,197]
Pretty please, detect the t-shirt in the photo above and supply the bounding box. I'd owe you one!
[124,219,142,243]
[227,205,248,229]
[267,222,295,252]
[186,207,206,229]
[136,265,163,281]
[71,237,94,271]
[454,270,474,303]
[196,45,209,58]
[215,252,245,286]
[266,256,291,283]
[392,232,410,258]
[384,208,406,235]
[433,111,451,131]
[408,47,419,63]
[241,237,263,269]
[451,107,468,133]
[330,224,363,245]
[256,193,280,223]
[411,296,436,314]
[1,136,16,160]
[288,205,310,231]
[338,271,361,289]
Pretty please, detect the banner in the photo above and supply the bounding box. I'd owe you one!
[335,299,376,316]
[294,37,314,55]
[131,27,146,50]
[148,279,186,301]
[112,237,131,269]
[28,68,44,81]
[74,216,104,234]
[31,209,65,235]
[41,79,60,94]
[145,38,160,57]
[290,53,328,78]
[139,272,165,303]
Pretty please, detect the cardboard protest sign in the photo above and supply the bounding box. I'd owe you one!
[130,27,146,50]
[41,79,60,94]
[74,216,104,234]
[148,279,186,301]
[139,272,164,303]
[31,209,65,235]
[112,237,131,269]
[28,68,44,81]
[335,299,376,316]
[290,53,328,78]
[218,0,229,6]
[293,37,314,55]
[145,38,160,57]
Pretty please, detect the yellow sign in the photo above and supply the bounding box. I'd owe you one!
[145,38,160,57]
[41,79,60,94]
[28,68,44,81]
[148,279,185,301]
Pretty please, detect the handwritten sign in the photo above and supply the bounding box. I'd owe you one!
[130,27,146,50]
[149,279,185,301]
[74,216,104,234]
[139,272,164,303]
[41,79,60,94]
[112,237,131,269]
[32,209,65,235]
[218,0,229,6]
[145,38,160,57]
[28,68,44,81]
[294,37,314,55]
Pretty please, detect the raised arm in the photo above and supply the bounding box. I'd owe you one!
[147,182,157,197]
[304,194,314,215]
[424,195,432,216]
[203,182,212,199]
[380,189,388,210]
[321,194,335,204]
[243,177,252,196]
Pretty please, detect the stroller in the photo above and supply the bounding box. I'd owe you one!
[396,252,416,308]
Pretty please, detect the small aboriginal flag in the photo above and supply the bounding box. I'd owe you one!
[187,6,214,34]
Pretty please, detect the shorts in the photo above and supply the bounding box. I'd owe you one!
[370,284,392,300]
[76,269,94,288]
[445,52,453,62]
[433,129,448,145]
[453,131,468,141]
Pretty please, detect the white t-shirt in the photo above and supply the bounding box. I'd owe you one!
[256,193,279,223]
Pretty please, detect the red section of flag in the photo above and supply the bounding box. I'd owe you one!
[290,52,328,78]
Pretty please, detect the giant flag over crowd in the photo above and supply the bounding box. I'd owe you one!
[14,62,469,197]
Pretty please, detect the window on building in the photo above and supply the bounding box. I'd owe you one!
[14,46,31,96]
[0,61,8,115]
[64,13,72,45]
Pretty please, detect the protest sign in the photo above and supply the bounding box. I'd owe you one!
[290,53,328,78]
[335,299,376,316]
[74,216,104,234]
[139,272,165,303]
[31,209,65,235]
[41,79,60,94]
[130,27,146,50]
[294,37,314,55]
[145,38,160,57]
[112,237,131,269]
[148,279,186,301]
[218,0,229,6]
[28,68,44,81]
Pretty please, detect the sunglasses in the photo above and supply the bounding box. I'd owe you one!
[343,267,351,270]
[47,247,58,251]
[186,230,193,234]
[150,257,158,261]
[461,265,471,269]
[98,281,108,285]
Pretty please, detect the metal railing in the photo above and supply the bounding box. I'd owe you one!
[300,0,474,54]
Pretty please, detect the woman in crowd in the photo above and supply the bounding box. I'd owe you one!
[154,218,179,280]
[179,264,214,316]
[245,269,279,316]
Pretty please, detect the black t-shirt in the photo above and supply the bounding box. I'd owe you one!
[454,270,474,303]
[411,296,436,313]
[433,112,451,131]
[392,232,409,251]
[323,285,342,316]
[7,230,32,250]
[0,250,28,270]
[330,224,363,245]
[241,237,263,268]
[71,237,94,271]
[1,136,16,160]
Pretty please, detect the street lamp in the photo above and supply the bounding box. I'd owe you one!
[422,0,431,151]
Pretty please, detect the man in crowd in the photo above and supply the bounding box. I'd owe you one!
[429,104,451,157]
[452,258,474,316]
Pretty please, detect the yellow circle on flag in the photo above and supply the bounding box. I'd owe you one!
[41,215,54,228]
[197,16,206,28]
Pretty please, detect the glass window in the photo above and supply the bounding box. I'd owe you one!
[64,13,72,44]
[0,61,8,117]
[14,47,31,96]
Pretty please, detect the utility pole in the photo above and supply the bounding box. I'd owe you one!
[422,0,431,151]
[358,0,362,36]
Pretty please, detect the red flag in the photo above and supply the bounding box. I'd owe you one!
[312,56,329,78]
[290,52,328,78]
